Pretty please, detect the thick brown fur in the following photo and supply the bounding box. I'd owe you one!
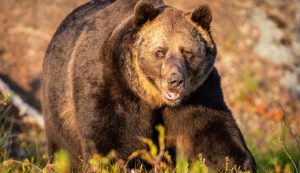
[42,0,256,172]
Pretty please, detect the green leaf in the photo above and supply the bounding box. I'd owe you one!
[54,150,71,173]
[139,137,158,156]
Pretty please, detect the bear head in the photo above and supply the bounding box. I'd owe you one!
[129,1,217,107]
[108,1,217,107]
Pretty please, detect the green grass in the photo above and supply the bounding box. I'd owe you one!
[0,93,47,173]
[0,93,13,163]
[248,133,300,173]
[0,93,299,173]
[245,121,300,173]
[254,147,300,173]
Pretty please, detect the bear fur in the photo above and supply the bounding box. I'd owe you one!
[42,0,256,172]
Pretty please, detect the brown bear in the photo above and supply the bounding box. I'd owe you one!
[42,0,256,172]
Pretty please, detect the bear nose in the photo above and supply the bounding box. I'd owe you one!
[167,73,183,89]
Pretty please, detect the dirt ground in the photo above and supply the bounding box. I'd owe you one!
[0,0,299,152]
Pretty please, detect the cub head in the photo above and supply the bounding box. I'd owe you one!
[131,1,216,107]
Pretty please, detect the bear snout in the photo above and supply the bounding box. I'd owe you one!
[167,72,184,90]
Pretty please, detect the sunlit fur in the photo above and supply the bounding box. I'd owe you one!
[130,7,216,106]
[132,52,165,107]
[42,1,255,172]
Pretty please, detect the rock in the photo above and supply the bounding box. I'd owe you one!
[284,66,300,99]
[252,8,295,65]
[263,0,284,6]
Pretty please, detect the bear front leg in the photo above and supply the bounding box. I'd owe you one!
[163,105,256,173]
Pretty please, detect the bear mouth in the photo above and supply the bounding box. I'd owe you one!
[162,91,181,100]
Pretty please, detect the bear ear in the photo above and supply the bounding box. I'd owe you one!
[134,0,157,25]
[191,4,212,30]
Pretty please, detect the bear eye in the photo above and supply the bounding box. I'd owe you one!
[182,50,193,59]
[156,50,166,58]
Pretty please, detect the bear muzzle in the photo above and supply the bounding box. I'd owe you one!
[167,72,184,90]
[162,73,186,103]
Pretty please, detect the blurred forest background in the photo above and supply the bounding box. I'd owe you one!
[0,0,300,172]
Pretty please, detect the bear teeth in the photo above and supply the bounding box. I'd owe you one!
[163,91,180,100]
